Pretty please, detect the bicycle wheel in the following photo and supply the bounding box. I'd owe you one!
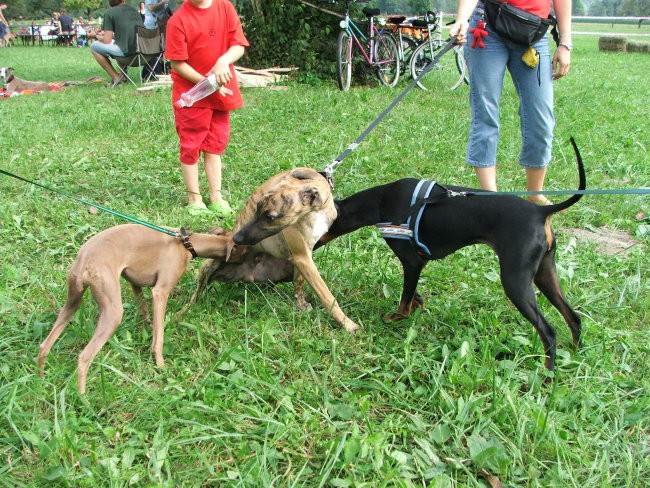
[410,41,466,91]
[336,30,353,91]
[455,46,469,86]
[373,32,400,88]
[400,36,419,73]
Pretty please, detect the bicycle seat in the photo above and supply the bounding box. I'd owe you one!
[411,19,434,29]
[387,16,406,25]
[362,7,380,18]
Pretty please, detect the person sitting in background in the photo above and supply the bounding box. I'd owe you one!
[90,0,144,86]
[49,12,61,36]
[59,8,75,46]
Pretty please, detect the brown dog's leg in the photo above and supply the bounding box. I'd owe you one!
[177,258,223,318]
[283,227,359,333]
[38,274,86,375]
[130,283,150,323]
[77,278,124,394]
[293,270,312,311]
[150,285,172,367]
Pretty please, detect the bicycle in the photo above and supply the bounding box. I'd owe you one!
[409,11,469,91]
[383,15,421,72]
[324,0,400,91]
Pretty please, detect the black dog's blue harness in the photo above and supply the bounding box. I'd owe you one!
[375,180,471,258]
[375,180,440,259]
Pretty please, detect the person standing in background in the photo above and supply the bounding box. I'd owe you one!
[449,0,572,204]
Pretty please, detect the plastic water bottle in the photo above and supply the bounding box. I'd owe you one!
[175,74,219,108]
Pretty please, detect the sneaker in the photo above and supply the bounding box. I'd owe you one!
[208,200,234,217]
[186,201,211,216]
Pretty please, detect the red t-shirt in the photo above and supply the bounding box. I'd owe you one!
[165,0,249,110]
[505,0,551,19]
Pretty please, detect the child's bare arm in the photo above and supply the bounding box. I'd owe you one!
[169,60,204,84]
[210,45,245,86]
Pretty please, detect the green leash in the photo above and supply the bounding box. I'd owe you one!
[1,168,180,238]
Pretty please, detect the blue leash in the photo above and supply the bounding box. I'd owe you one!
[467,188,650,197]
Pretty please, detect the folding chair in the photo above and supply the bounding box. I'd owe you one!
[135,26,164,83]
[111,53,139,87]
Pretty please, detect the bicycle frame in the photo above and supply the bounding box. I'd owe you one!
[340,10,382,66]
[332,0,399,90]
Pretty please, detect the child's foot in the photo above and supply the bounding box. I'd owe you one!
[186,201,211,216]
[208,200,234,217]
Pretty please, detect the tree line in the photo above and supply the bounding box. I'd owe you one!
[3,0,648,21]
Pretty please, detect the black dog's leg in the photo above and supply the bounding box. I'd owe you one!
[383,240,426,322]
[499,258,557,376]
[534,246,582,348]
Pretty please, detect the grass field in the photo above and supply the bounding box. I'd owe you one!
[0,33,648,487]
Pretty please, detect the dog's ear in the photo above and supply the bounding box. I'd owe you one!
[290,168,317,180]
[299,187,323,207]
[209,226,226,235]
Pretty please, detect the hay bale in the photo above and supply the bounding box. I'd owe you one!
[598,36,627,52]
[626,40,650,54]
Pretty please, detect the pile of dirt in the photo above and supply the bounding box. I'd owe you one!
[562,226,642,256]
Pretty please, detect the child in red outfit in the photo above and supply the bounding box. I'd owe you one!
[165,0,249,216]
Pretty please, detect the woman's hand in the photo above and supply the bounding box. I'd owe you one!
[552,45,571,79]
[449,20,470,44]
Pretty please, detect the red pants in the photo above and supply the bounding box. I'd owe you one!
[173,106,230,165]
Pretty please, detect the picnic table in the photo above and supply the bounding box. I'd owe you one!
[15,22,101,46]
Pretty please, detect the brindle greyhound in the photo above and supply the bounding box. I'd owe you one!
[38,224,241,394]
[315,139,586,377]
[190,167,360,334]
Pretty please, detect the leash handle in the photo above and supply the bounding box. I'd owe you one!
[0,168,180,237]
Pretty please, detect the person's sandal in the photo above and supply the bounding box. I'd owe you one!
[186,201,211,216]
[208,200,234,217]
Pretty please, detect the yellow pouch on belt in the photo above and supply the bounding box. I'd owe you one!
[522,47,539,68]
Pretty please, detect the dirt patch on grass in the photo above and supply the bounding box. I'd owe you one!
[562,227,642,256]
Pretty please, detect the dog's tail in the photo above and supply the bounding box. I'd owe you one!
[542,137,586,216]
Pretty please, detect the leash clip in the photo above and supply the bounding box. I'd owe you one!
[447,189,471,198]
[319,162,337,190]
[179,226,198,259]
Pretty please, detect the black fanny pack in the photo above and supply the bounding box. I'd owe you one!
[484,0,556,46]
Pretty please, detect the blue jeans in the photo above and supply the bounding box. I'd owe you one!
[91,40,125,57]
[465,4,554,168]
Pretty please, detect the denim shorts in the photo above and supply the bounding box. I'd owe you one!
[91,40,125,58]
[464,4,555,169]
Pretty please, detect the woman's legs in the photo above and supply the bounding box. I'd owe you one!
[465,9,509,191]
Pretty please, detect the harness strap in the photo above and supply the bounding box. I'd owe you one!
[377,180,447,259]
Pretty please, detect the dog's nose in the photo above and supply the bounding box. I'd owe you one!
[233,232,244,245]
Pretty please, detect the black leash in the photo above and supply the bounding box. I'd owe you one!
[321,36,460,187]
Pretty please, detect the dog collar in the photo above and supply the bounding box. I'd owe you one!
[179,227,198,259]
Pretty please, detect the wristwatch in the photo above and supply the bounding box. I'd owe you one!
[558,42,573,51]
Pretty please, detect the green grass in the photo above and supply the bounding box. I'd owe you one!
[0,37,648,487]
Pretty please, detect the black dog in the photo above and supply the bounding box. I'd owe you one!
[317,139,585,376]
